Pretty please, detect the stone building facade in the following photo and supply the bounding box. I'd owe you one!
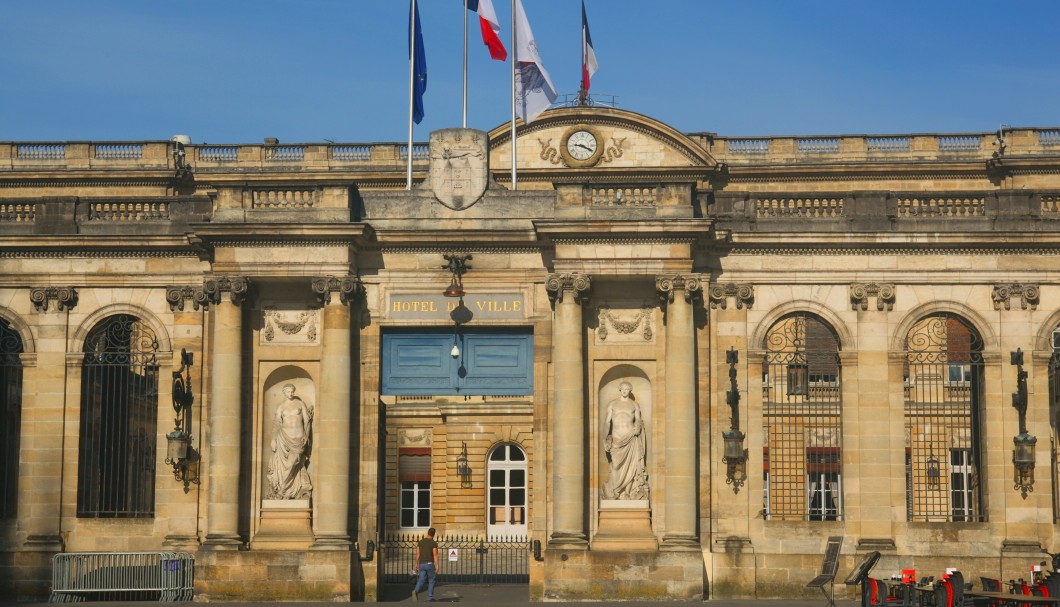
[2,106,1060,600]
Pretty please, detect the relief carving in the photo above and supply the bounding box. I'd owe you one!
[262,307,320,345]
[597,306,654,343]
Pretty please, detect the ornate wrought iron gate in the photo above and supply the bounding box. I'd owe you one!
[379,534,529,585]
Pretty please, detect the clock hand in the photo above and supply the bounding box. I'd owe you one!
[576,143,593,151]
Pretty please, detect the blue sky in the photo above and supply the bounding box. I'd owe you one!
[2,1,1058,144]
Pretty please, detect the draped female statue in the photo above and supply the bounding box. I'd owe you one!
[266,384,314,499]
[601,382,649,500]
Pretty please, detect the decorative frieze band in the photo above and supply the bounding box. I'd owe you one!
[656,275,703,306]
[30,287,78,312]
[203,276,250,306]
[166,285,209,311]
[849,282,896,311]
[992,283,1039,311]
[311,275,364,306]
[546,273,592,306]
[707,283,754,310]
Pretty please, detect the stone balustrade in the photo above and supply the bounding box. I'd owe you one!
[1,128,1057,171]
[709,128,1057,163]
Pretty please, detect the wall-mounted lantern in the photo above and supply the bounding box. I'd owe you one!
[926,451,941,490]
[456,441,472,487]
[165,348,199,493]
[1011,348,1035,498]
[722,347,747,493]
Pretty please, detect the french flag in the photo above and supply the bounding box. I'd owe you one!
[581,0,598,92]
[467,0,507,61]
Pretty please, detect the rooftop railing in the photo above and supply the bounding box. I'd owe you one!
[0,128,1057,171]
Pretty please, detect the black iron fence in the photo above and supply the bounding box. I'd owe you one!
[379,534,529,584]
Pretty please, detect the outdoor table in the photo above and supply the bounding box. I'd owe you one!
[965,590,1060,607]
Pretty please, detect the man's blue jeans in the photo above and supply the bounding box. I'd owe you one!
[414,562,436,600]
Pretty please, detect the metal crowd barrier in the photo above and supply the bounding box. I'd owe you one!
[49,551,194,603]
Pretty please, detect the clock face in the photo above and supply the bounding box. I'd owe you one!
[566,130,598,161]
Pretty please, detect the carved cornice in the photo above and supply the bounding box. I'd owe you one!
[546,273,591,306]
[656,275,702,306]
[311,275,364,306]
[29,287,78,312]
[850,282,896,311]
[708,283,754,310]
[0,250,200,259]
[992,283,1039,311]
[729,247,1060,256]
[206,239,352,248]
[166,285,209,311]
[203,276,250,306]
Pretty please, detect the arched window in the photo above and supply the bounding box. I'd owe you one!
[762,313,842,521]
[77,315,159,518]
[0,317,23,519]
[487,443,527,539]
[903,313,984,522]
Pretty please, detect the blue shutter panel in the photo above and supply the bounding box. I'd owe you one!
[382,330,533,396]
[461,335,533,395]
[382,334,454,394]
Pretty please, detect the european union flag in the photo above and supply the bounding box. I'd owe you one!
[410,0,427,124]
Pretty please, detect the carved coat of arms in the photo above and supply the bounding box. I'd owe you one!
[428,128,488,210]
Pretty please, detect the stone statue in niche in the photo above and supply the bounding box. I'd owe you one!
[266,384,314,499]
[601,381,649,500]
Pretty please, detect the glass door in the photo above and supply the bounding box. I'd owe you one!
[487,444,527,538]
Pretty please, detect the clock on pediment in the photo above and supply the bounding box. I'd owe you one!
[560,125,603,168]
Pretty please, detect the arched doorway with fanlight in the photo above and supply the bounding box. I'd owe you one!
[486,443,527,539]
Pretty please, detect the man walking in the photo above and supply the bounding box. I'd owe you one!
[412,527,439,601]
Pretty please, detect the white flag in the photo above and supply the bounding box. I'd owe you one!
[514,0,557,122]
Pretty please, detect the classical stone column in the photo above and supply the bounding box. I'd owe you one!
[657,275,701,549]
[546,273,591,547]
[310,276,362,549]
[202,276,249,549]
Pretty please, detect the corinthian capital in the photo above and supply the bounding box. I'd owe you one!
[546,273,592,306]
[311,275,364,306]
[656,275,702,306]
[204,276,250,306]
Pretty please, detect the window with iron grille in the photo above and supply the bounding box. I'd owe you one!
[762,313,842,521]
[903,314,984,522]
[0,318,23,519]
[77,315,159,518]
[399,448,431,529]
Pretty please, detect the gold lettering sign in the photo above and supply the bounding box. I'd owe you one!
[389,293,525,321]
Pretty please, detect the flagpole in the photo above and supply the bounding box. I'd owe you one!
[407,0,416,190]
[462,0,468,128]
[510,0,517,190]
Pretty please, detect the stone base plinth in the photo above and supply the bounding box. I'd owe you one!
[251,499,313,550]
[591,500,658,552]
[195,550,357,601]
[542,548,702,600]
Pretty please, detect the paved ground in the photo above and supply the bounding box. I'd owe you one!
[381,583,860,604]
[0,584,862,605]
